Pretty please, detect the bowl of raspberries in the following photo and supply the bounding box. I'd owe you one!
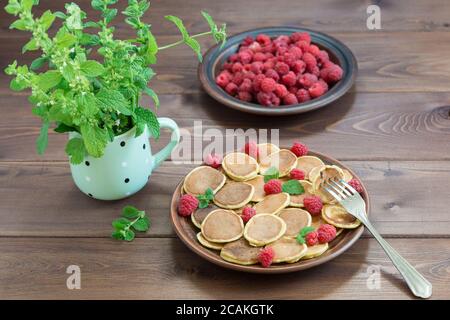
[198,27,357,115]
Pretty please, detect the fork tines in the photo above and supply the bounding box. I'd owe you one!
[324,178,358,201]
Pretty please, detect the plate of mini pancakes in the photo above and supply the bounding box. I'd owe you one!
[170,143,370,273]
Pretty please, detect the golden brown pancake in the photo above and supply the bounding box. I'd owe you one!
[322,205,361,229]
[201,209,244,242]
[302,243,329,260]
[253,193,290,215]
[259,149,298,177]
[296,156,325,179]
[308,165,324,182]
[222,152,259,181]
[243,214,286,246]
[196,232,224,250]
[220,238,261,265]
[191,205,219,229]
[277,208,312,238]
[213,181,254,209]
[289,180,313,207]
[311,165,345,192]
[311,215,343,236]
[183,166,226,196]
[266,237,307,263]
[342,169,353,182]
[245,175,266,202]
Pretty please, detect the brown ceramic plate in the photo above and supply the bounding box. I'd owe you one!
[170,150,369,274]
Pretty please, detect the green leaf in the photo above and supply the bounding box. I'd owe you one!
[80,123,108,158]
[134,107,160,139]
[143,87,159,108]
[36,120,49,155]
[80,60,105,77]
[282,180,305,195]
[10,19,27,30]
[91,0,103,11]
[201,11,226,48]
[122,205,142,219]
[198,199,209,209]
[40,10,56,31]
[112,217,131,230]
[54,11,67,19]
[196,188,214,209]
[263,167,279,183]
[80,33,99,46]
[10,78,28,91]
[61,63,76,82]
[165,15,202,61]
[55,32,77,48]
[22,0,35,11]
[4,60,17,75]
[103,8,117,23]
[96,88,132,116]
[65,3,84,30]
[124,229,135,241]
[37,70,62,91]
[132,216,150,232]
[65,137,86,164]
[22,38,38,53]
[30,57,48,71]
[54,123,76,133]
[5,2,21,15]
[84,21,99,28]
[145,29,158,64]
[296,226,316,245]
[111,230,124,240]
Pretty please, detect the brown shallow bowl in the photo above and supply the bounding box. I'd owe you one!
[170,150,369,274]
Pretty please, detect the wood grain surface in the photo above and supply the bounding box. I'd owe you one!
[0,0,449,299]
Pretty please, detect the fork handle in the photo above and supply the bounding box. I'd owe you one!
[360,217,432,298]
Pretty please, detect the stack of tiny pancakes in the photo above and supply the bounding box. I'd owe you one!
[181,144,362,267]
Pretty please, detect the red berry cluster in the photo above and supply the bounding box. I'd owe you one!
[215,32,343,107]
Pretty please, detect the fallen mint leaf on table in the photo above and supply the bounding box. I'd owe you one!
[282,180,305,195]
[112,206,150,241]
[263,167,279,183]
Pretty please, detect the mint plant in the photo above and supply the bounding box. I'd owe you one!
[4,0,226,163]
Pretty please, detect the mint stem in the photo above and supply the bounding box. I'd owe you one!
[157,31,212,50]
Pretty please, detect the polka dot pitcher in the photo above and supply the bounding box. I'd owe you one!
[68,118,180,200]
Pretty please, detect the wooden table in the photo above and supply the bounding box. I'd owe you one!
[1,0,450,300]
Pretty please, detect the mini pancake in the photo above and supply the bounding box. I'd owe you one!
[213,182,254,209]
[311,215,343,236]
[201,209,244,243]
[308,165,325,182]
[196,232,224,250]
[322,204,361,229]
[222,152,259,181]
[191,204,219,229]
[253,193,290,215]
[244,213,287,246]
[266,237,308,263]
[311,165,345,192]
[183,166,226,196]
[257,143,280,159]
[246,175,266,202]
[220,238,261,265]
[296,156,325,178]
[289,180,313,207]
[277,208,312,238]
[301,243,329,260]
[342,169,353,182]
[259,149,298,177]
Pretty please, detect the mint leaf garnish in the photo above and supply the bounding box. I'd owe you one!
[263,167,279,183]
[282,180,305,195]
[296,226,315,244]
[197,187,214,209]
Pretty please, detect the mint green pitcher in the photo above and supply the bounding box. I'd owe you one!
[69,117,180,200]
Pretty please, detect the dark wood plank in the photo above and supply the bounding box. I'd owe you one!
[0,237,448,299]
[1,160,450,237]
[1,92,449,162]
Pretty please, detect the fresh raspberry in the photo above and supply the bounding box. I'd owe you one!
[308,81,326,98]
[222,62,233,71]
[243,141,259,158]
[295,40,310,53]
[250,61,264,74]
[290,32,311,44]
[296,88,311,103]
[249,41,262,53]
[231,62,243,73]
[348,178,363,193]
[274,62,289,75]
[288,46,303,59]
[242,36,254,46]
[303,196,323,216]
[292,60,306,74]
[321,64,343,83]
[216,73,230,88]
[231,72,244,86]
[298,73,318,88]
[282,93,298,105]
[283,52,297,67]
[310,65,320,77]
[270,92,281,107]
[265,69,280,82]
[282,71,297,87]
[229,53,239,63]
[256,91,272,106]
[316,50,329,64]
[317,224,337,243]
[252,74,266,92]
[290,141,309,156]
[177,194,199,217]
[256,34,271,46]
[264,179,282,195]
[253,52,266,62]
[243,71,256,80]
[308,44,321,57]
[243,63,252,72]
[241,206,256,223]
[265,52,274,59]
[275,45,288,57]
[260,77,277,93]
[204,154,222,169]
[274,83,288,98]
[318,79,329,92]
[263,60,275,71]
[225,82,238,95]
[290,168,306,180]
[288,86,298,94]
[238,91,253,102]
[305,231,319,246]
[239,78,253,92]
[258,247,275,268]
[238,51,252,64]
[275,35,290,44]
[302,52,317,70]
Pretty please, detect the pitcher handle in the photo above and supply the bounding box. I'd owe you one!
[151,117,180,171]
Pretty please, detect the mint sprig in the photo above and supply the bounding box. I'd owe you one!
[112,205,151,241]
[263,167,279,183]
[296,226,315,244]
[282,180,305,195]
[197,188,214,208]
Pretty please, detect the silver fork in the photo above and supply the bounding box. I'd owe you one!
[324,178,432,299]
